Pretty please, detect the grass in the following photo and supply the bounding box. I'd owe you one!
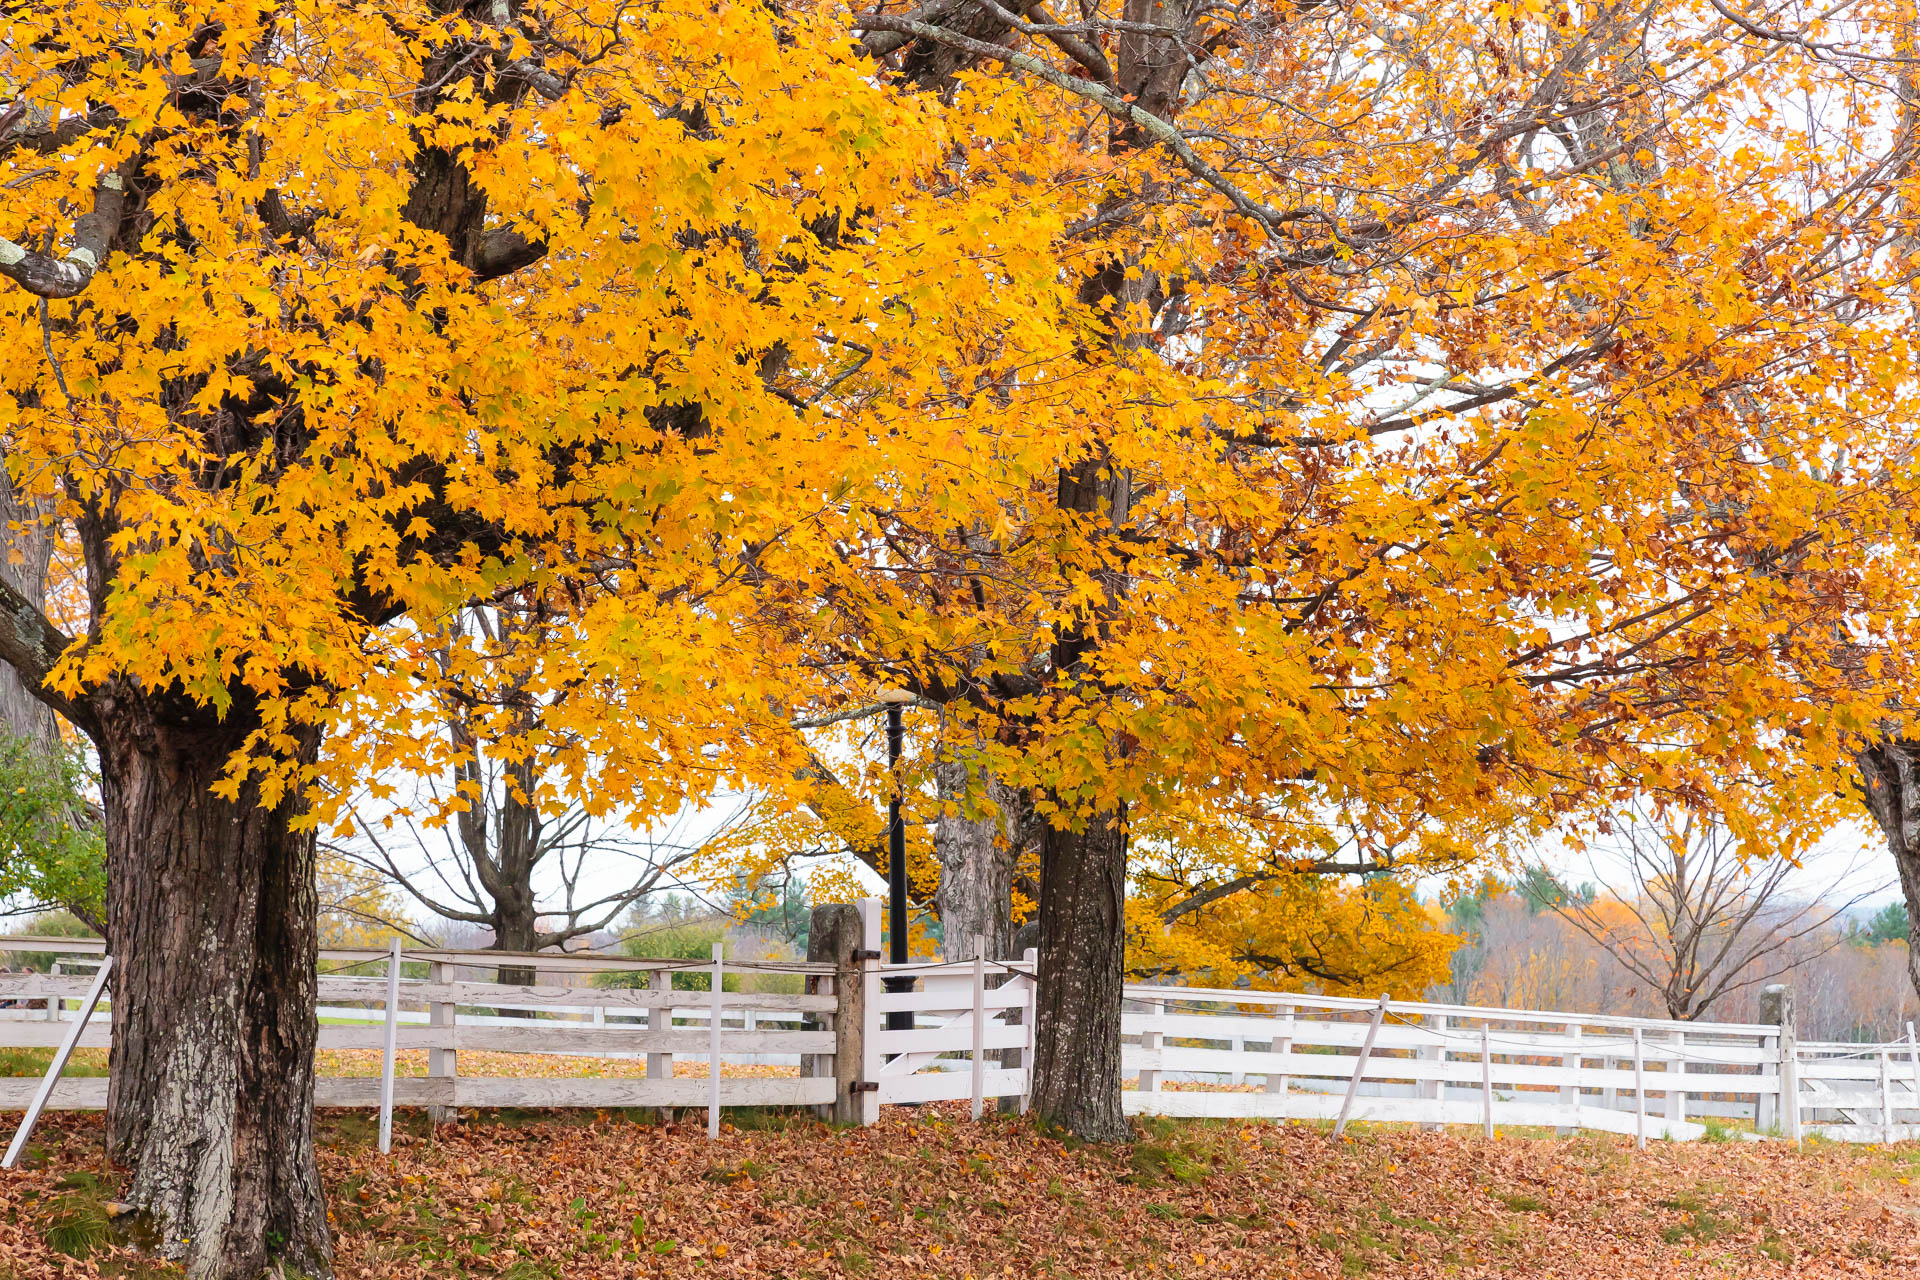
[1496,1191,1551,1213]
[0,1045,108,1076]
[42,1195,112,1258]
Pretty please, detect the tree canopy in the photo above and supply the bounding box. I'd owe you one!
[6,0,1920,1270]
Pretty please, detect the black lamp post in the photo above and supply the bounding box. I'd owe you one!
[882,698,914,1031]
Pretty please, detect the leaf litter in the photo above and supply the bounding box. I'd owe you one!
[4,1107,1920,1277]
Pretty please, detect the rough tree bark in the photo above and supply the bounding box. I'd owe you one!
[1029,806,1130,1140]
[96,689,328,1279]
[0,543,332,1276]
[932,751,1027,962]
[1856,739,1920,997]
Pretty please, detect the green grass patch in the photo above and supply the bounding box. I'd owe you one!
[42,1196,111,1259]
[1698,1117,1738,1143]
[0,1046,108,1077]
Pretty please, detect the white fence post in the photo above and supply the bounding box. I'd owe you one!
[3,956,112,1170]
[1418,1013,1444,1130]
[1270,1003,1294,1102]
[1667,1030,1686,1128]
[1481,1026,1494,1139]
[378,939,401,1154]
[1757,1026,1779,1133]
[1333,995,1389,1138]
[1558,1023,1581,1134]
[1018,945,1037,1115]
[1138,995,1162,1095]
[858,899,883,1125]
[1633,1027,1646,1151]
[970,941,986,1121]
[1880,1046,1895,1145]
[707,942,724,1139]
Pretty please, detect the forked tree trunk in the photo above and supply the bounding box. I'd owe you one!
[491,906,538,995]
[99,693,330,1280]
[1856,738,1920,998]
[1028,803,1129,1141]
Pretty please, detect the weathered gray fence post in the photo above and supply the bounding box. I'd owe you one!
[807,902,869,1125]
[648,967,675,1125]
[1760,984,1799,1144]
[706,942,724,1139]
[428,959,456,1125]
[1334,995,1389,1138]
[1757,1016,1780,1134]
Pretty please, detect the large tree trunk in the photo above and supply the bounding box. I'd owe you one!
[99,691,330,1280]
[1028,804,1129,1141]
[932,752,1026,962]
[1856,738,1920,998]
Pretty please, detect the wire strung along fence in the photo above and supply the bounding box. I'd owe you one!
[5,900,1920,1150]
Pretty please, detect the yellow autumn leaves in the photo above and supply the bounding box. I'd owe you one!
[1,0,1918,953]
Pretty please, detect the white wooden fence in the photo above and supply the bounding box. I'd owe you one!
[6,907,1920,1147]
[1123,987,1789,1144]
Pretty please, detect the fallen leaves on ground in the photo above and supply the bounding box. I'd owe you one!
[6,1108,1920,1278]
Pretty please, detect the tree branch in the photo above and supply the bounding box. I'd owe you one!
[0,167,131,299]
[472,224,549,281]
[853,12,1293,239]
[0,571,91,735]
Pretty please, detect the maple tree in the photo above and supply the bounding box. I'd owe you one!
[0,0,1080,1274]
[314,854,410,949]
[787,0,1920,1141]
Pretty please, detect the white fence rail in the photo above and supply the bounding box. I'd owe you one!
[5,910,1918,1146]
[1119,987,1798,1144]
